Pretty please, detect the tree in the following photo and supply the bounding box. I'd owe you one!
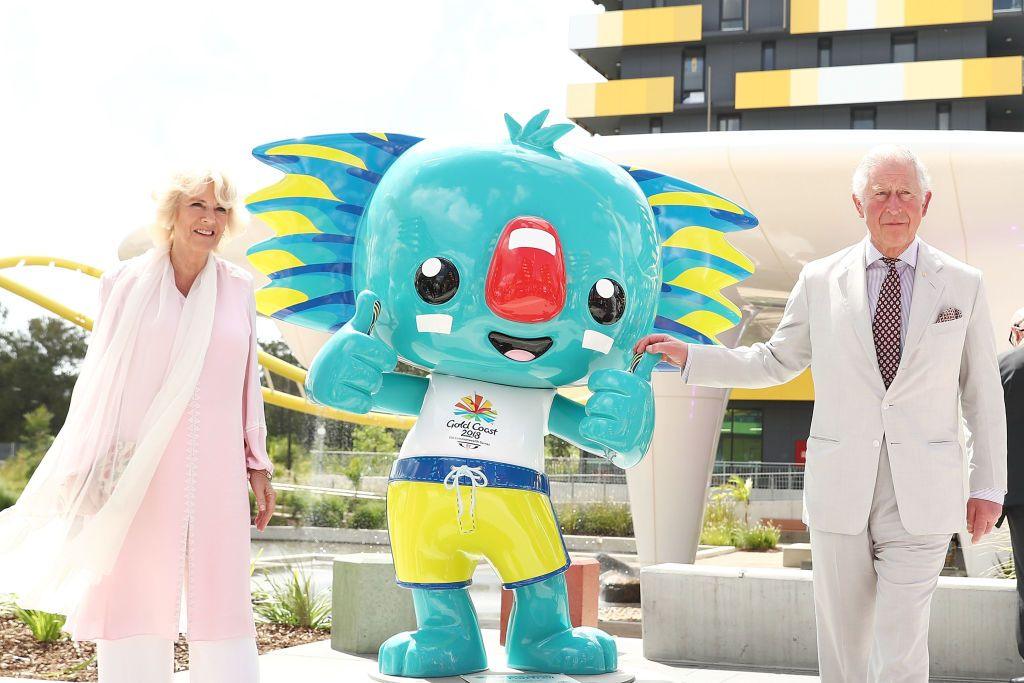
[0,405,55,497]
[352,424,397,453]
[0,305,88,442]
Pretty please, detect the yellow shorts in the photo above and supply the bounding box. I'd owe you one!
[387,456,569,589]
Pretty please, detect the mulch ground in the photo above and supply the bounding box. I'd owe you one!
[0,617,328,681]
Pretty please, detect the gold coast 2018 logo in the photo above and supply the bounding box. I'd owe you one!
[449,393,498,449]
[454,393,497,423]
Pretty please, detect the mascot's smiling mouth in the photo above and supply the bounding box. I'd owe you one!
[488,331,553,362]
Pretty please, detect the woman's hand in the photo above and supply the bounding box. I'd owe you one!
[248,470,276,531]
[633,333,689,368]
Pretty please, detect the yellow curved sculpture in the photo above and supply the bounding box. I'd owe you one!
[0,256,415,429]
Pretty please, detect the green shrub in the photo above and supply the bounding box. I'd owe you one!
[343,456,366,490]
[253,567,331,629]
[700,523,738,546]
[735,522,781,551]
[14,606,66,642]
[306,496,347,528]
[0,485,16,512]
[352,425,397,453]
[348,500,387,529]
[557,503,632,537]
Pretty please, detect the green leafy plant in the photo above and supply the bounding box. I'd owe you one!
[14,606,66,642]
[557,503,633,537]
[253,567,331,629]
[351,425,397,454]
[306,496,347,527]
[343,456,366,490]
[349,500,387,529]
[735,522,781,551]
[726,475,753,527]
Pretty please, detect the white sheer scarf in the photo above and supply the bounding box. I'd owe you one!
[0,246,218,617]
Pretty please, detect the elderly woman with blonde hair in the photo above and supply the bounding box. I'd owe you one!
[0,170,276,682]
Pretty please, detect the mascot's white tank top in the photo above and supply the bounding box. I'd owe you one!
[398,373,556,473]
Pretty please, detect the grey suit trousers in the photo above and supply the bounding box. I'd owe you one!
[810,440,951,682]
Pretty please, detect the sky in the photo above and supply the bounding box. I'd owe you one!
[0,0,602,334]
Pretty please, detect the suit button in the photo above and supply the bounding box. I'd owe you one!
[872,440,880,448]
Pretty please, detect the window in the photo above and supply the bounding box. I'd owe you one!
[995,0,1023,12]
[652,0,666,6]
[818,37,832,68]
[721,0,744,30]
[892,33,916,63]
[937,102,952,130]
[717,408,763,462]
[761,41,776,70]
[851,107,876,129]
[650,117,663,134]
[718,114,741,131]
[681,47,706,103]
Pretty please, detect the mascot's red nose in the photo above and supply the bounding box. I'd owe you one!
[485,216,566,323]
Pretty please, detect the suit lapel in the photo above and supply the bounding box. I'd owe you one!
[901,240,945,361]
[839,238,879,371]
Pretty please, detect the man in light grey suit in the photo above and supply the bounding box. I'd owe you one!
[635,145,1007,682]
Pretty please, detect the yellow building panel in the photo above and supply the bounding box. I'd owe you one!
[818,0,848,33]
[790,0,820,34]
[590,77,675,117]
[731,368,815,402]
[875,0,905,29]
[904,0,991,27]
[962,55,1024,98]
[791,0,991,33]
[735,70,792,109]
[620,5,701,47]
[789,69,820,107]
[566,83,598,118]
[903,59,964,101]
[595,12,624,48]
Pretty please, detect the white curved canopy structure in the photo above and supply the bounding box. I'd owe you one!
[587,129,1024,345]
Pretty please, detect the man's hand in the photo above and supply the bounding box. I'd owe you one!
[633,334,689,368]
[250,470,276,531]
[966,497,1001,544]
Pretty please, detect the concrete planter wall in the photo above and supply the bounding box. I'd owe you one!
[641,563,1020,680]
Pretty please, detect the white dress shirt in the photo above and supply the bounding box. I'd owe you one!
[682,236,1004,504]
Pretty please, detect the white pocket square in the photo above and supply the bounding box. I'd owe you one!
[936,307,962,323]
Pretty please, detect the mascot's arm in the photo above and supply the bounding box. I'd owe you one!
[548,352,659,469]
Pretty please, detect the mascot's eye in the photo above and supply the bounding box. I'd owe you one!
[415,257,460,304]
[588,278,625,325]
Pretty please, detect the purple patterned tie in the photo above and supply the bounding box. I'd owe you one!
[873,257,902,389]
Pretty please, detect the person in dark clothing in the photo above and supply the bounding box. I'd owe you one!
[1000,307,1024,683]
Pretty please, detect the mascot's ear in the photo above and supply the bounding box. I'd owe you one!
[245,133,423,332]
[624,166,758,346]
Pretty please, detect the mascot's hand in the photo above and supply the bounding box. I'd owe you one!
[580,351,659,469]
[305,290,398,414]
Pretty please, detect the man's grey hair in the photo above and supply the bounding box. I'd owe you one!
[851,145,932,202]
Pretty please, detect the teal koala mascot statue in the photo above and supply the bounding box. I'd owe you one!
[246,111,757,677]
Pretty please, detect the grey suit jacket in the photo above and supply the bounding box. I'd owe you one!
[685,237,1007,535]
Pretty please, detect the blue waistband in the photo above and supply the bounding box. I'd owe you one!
[389,456,549,495]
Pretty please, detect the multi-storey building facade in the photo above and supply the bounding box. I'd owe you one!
[568,0,1024,134]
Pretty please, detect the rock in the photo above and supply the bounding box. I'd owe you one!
[601,571,641,604]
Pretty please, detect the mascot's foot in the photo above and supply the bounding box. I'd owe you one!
[378,587,487,678]
[505,573,617,675]
[507,624,617,675]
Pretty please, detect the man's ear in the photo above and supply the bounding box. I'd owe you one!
[852,193,865,219]
[921,190,933,217]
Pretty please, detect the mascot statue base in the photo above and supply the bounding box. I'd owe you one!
[246,111,757,679]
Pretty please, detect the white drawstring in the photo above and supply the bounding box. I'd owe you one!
[443,464,489,533]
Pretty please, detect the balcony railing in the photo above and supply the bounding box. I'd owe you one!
[791,0,994,34]
[569,5,702,51]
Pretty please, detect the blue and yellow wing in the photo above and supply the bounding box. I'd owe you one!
[245,132,423,332]
[625,167,758,346]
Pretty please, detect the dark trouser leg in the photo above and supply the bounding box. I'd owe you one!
[1005,506,1024,661]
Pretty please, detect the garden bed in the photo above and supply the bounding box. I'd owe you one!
[0,617,327,681]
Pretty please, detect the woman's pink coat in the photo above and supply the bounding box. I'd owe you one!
[70,256,273,642]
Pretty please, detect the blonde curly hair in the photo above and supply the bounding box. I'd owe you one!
[149,169,243,248]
